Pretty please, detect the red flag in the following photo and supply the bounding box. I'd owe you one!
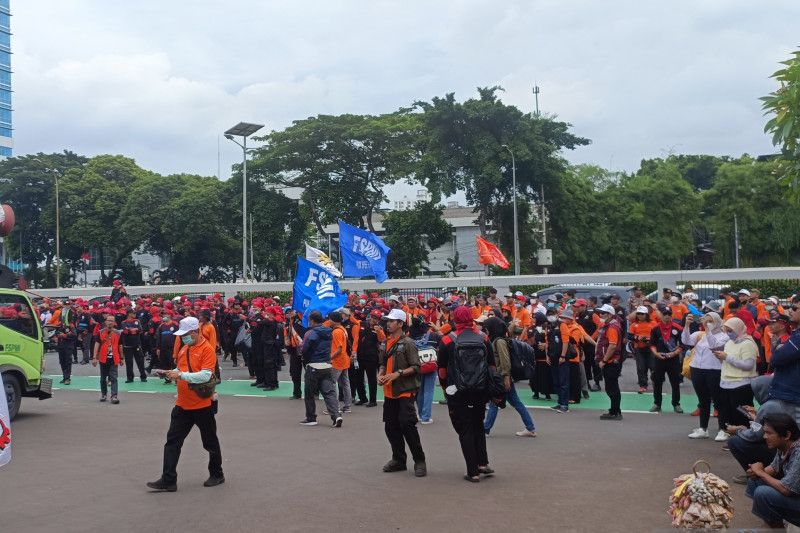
[475,236,510,270]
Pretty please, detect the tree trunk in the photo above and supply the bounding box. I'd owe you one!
[305,192,327,236]
[107,244,138,286]
[366,206,376,233]
[99,248,106,283]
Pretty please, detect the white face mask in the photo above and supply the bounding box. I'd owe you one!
[546,316,557,324]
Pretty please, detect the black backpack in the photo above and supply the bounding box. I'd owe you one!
[449,330,489,393]
[506,338,536,381]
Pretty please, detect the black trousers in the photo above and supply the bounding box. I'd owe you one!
[583,344,601,384]
[690,368,722,431]
[653,356,681,407]
[530,360,552,397]
[288,347,302,397]
[568,361,581,403]
[264,358,279,388]
[603,362,622,415]
[383,397,425,465]
[157,346,175,372]
[729,434,776,471]
[358,359,378,403]
[161,405,223,484]
[718,383,754,429]
[251,345,264,383]
[349,363,367,403]
[123,346,146,381]
[57,339,75,379]
[448,400,488,477]
[634,347,654,388]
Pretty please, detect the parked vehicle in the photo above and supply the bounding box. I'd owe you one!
[535,285,634,309]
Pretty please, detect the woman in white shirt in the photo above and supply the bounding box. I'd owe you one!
[683,312,730,440]
[711,317,758,443]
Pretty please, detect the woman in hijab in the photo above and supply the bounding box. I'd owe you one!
[712,316,759,441]
[683,311,729,441]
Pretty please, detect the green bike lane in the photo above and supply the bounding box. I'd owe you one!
[50,375,698,414]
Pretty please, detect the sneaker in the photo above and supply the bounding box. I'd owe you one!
[515,429,537,437]
[478,466,495,476]
[355,399,367,406]
[549,405,562,413]
[638,386,646,394]
[649,405,661,413]
[140,377,147,382]
[414,462,427,477]
[341,408,352,414]
[299,419,318,426]
[110,396,119,405]
[714,430,729,442]
[690,407,701,417]
[203,475,225,487]
[332,417,343,428]
[532,394,540,400]
[688,428,709,439]
[673,405,684,414]
[383,460,407,473]
[600,412,623,421]
[250,381,263,387]
[366,402,377,407]
[420,419,434,425]
[100,395,107,402]
[63,379,71,385]
[146,479,177,492]
[581,391,590,400]
[125,379,134,383]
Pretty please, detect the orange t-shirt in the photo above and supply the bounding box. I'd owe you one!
[383,336,411,399]
[629,320,656,348]
[670,304,688,322]
[200,322,217,353]
[175,336,216,411]
[330,325,349,370]
[559,322,584,363]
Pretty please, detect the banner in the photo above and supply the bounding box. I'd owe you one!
[476,235,510,270]
[0,378,10,467]
[292,256,348,327]
[338,220,391,283]
[305,242,342,278]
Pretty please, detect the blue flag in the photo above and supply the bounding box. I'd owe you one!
[292,257,348,327]
[338,220,391,283]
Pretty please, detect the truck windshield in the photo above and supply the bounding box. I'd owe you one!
[0,293,36,339]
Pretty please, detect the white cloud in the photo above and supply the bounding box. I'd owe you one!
[8,0,800,183]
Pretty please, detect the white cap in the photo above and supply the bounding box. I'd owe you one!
[768,296,780,306]
[596,304,616,315]
[504,292,513,298]
[684,293,698,301]
[636,305,649,314]
[514,291,523,297]
[738,289,751,296]
[388,295,401,303]
[174,316,200,336]
[384,308,407,322]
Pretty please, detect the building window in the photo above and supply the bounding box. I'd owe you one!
[0,107,10,125]
[0,146,10,157]
[0,89,10,106]
[0,32,9,49]
[0,69,9,88]
[0,126,11,138]
[0,13,9,30]
[0,50,8,68]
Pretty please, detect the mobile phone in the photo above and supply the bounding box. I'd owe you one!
[736,405,755,421]
[153,369,167,376]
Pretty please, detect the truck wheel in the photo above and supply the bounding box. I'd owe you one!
[2,373,21,421]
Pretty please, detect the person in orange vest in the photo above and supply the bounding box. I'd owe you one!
[147,317,224,492]
[198,310,222,384]
[92,314,124,404]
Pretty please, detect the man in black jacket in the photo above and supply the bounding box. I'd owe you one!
[437,306,496,482]
[300,311,342,428]
[121,309,147,383]
[649,308,684,413]
[357,310,384,407]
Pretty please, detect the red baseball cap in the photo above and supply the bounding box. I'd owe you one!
[574,298,588,307]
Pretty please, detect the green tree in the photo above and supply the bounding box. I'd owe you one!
[382,201,452,277]
[762,49,800,196]
[249,111,419,234]
[637,155,730,192]
[445,251,467,277]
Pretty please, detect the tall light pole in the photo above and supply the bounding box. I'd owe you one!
[55,172,60,288]
[501,144,520,276]
[225,122,264,283]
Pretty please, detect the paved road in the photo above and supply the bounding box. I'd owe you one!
[3,362,766,532]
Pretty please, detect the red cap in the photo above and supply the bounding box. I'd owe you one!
[370,309,383,319]
[574,298,588,307]
[515,295,526,302]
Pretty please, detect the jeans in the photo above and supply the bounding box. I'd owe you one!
[161,405,223,485]
[448,400,489,477]
[553,362,570,409]
[634,347,653,388]
[383,397,425,465]
[331,368,352,410]
[729,434,776,471]
[652,356,681,407]
[99,361,118,397]
[416,372,436,422]
[303,366,339,422]
[603,362,622,415]
[484,381,535,433]
[690,368,722,430]
[747,479,800,527]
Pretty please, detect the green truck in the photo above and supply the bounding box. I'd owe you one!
[0,287,52,420]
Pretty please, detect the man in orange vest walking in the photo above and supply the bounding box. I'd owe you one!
[92,314,124,404]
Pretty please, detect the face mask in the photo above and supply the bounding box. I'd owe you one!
[162,316,170,322]
[547,316,557,323]
[766,305,775,312]
[515,303,523,309]
[727,331,738,341]
[359,299,366,306]
[182,334,195,345]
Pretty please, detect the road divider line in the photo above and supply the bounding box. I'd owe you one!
[128,390,156,394]
[79,388,100,392]
[234,394,266,398]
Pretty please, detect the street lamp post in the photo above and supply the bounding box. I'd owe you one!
[501,145,520,276]
[225,122,264,283]
[55,172,60,288]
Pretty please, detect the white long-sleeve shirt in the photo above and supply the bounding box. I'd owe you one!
[682,329,729,371]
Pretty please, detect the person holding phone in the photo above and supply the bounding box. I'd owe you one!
[683,312,729,440]
[713,317,758,442]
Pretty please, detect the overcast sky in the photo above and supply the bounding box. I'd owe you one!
[10,0,799,198]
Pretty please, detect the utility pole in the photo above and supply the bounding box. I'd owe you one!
[734,214,740,268]
[540,184,548,274]
[532,85,541,116]
[249,213,254,280]
[55,172,61,288]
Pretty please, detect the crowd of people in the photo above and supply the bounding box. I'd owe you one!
[36,281,800,525]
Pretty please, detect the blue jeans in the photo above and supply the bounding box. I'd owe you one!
[484,381,535,433]
[552,362,570,409]
[747,479,800,526]
[416,372,436,422]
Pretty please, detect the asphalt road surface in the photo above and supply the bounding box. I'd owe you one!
[2,352,768,532]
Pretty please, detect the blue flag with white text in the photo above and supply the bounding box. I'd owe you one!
[338,220,391,283]
[292,257,348,327]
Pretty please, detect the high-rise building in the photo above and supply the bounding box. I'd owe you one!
[0,0,11,157]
